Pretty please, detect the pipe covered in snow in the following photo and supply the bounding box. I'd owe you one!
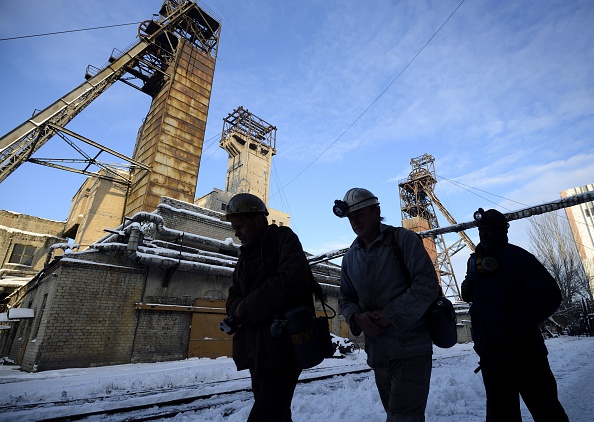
[419,189,594,238]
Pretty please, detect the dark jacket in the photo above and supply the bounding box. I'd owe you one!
[226,224,314,375]
[340,224,439,366]
[461,243,562,363]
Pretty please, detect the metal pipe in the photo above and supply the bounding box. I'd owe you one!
[419,190,594,238]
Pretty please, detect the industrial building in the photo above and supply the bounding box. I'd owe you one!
[562,183,594,297]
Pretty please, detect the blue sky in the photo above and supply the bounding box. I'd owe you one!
[1,0,593,282]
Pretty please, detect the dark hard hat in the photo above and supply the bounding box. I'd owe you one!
[473,208,509,230]
[221,193,268,221]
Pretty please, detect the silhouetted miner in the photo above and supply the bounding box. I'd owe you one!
[462,208,568,422]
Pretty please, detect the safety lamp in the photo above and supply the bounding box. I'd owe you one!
[333,200,349,218]
[473,208,486,222]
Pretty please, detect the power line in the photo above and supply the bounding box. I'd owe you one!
[437,174,528,209]
[200,133,222,160]
[0,22,143,42]
[278,0,467,191]
[271,161,297,233]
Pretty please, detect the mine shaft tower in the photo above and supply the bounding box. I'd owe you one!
[398,154,476,300]
[220,106,277,204]
[0,0,221,217]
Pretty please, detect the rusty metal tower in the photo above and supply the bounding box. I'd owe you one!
[398,154,468,300]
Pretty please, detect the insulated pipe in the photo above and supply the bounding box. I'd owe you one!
[420,190,594,238]
[94,211,238,254]
[127,223,141,255]
[91,243,128,252]
[134,251,233,276]
[44,243,80,268]
[91,235,234,276]
[138,247,236,268]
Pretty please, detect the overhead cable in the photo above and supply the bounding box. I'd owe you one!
[278,0,467,191]
[0,22,142,42]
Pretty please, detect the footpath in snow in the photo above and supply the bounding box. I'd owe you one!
[0,336,593,421]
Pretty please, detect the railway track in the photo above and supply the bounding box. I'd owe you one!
[8,363,372,421]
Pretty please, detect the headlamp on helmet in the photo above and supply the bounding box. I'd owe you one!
[333,200,349,218]
[473,208,486,222]
[474,207,509,229]
[333,188,379,218]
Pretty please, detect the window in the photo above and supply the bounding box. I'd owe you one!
[221,202,227,211]
[8,244,36,266]
[585,207,593,217]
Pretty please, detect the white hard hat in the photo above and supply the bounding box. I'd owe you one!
[221,193,269,221]
[333,188,379,218]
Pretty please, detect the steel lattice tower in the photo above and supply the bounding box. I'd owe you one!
[398,154,461,300]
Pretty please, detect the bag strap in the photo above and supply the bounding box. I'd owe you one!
[386,226,444,297]
[310,271,337,319]
[384,226,411,286]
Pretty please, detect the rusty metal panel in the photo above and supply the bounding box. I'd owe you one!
[188,300,231,359]
[125,40,215,217]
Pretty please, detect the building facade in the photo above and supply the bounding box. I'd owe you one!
[0,211,67,309]
[0,197,341,372]
[561,183,594,297]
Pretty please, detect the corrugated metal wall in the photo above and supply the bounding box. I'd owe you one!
[125,42,215,216]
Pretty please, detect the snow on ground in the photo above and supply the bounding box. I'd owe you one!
[0,336,593,421]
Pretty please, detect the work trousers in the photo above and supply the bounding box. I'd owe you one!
[373,354,432,422]
[480,354,569,422]
[248,367,301,422]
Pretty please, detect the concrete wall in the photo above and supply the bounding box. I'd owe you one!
[0,211,67,307]
[64,170,128,250]
[195,187,233,215]
[223,132,274,204]
[131,265,232,362]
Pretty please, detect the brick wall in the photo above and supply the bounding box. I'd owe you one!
[20,259,145,371]
[131,265,233,362]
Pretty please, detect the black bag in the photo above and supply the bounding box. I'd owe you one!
[284,276,336,370]
[390,227,458,348]
[427,296,457,348]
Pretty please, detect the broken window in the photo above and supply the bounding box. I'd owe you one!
[8,244,36,266]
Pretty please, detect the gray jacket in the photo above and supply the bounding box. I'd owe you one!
[339,224,439,366]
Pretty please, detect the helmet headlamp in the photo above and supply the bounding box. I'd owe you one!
[333,200,349,218]
[334,188,380,218]
[474,207,509,229]
[473,208,485,222]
